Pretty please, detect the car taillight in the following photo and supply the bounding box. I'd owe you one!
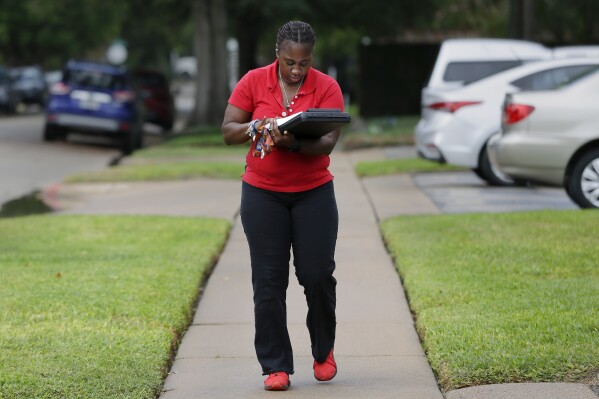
[427,101,481,113]
[50,82,70,95]
[113,90,135,102]
[503,104,535,125]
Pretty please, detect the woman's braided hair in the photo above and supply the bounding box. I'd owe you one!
[276,21,316,51]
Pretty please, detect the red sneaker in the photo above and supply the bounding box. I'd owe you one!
[313,349,337,381]
[264,372,290,391]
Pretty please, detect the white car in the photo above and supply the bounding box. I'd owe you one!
[416,57,599,185]
[488,68,599,208]
[173,56,197,80]
[425,38,551,92]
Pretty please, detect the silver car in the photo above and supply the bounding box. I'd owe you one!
[488,67,599,208]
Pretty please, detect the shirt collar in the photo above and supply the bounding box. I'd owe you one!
[267,59,316,96]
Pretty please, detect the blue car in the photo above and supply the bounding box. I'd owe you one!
[44,60,145,154]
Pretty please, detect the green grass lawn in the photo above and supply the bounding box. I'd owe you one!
[342,114,418,150]
[0,215,230,399]
[355,158,466,177]
[65,161,245,183]
[64,131,248,183]
[134,131,249,159]
[381,210,599,391]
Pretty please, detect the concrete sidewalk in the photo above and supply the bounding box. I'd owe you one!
[47,148,598,399]
[158,153,443,398]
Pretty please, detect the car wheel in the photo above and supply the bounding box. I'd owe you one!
[566,149,599,208]
[472,166,486,181]
[120,124,143,155]
[6,97,19,114]
[120,131,136,155]
[161,119,174,132]
[43,124,65,141]
[477,145,515,186]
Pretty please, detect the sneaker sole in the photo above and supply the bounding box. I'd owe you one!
[264,381,290,391]
[315,368,337,382]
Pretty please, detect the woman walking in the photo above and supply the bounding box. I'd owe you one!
[221,21,344,391]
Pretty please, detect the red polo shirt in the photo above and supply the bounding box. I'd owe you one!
[228,60,344,192]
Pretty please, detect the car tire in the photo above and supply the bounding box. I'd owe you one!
[120,123,144,155]
[472,166,486,181]
[6,97,19,114]
[566,149,599,208]
[120,131,136,155]
[161,119,174,132]
[477,145,516,186]
[43,124,65,141]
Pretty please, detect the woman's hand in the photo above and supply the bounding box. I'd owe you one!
[268,117,299,150]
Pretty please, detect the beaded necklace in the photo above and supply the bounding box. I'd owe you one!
[279,67,303,113]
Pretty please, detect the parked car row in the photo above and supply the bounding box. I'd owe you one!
[488,68,599,209]
[44,60,176,154]
[415,38,599,208]
[0,65,47,113]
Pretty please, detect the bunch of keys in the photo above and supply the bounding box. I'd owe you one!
[253,126,274,159]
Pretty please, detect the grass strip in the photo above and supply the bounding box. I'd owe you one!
[133,145,248,159]
[65,161,245,183]
[342,115,418,150]
[381,210,599,391]
[134,131,249,159]
[0,215,230,398]
[355,158,466,177]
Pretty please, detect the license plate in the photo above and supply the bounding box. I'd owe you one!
[80,100,100,110]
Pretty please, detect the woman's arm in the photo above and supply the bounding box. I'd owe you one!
[221,104,265,145]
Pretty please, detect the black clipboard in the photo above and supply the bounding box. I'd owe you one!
[275,109,351,138]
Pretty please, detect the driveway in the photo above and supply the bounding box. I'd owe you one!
[414,171,577,214]
[352,147,578,220]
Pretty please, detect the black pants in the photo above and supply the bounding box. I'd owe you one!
[240,180,338,375]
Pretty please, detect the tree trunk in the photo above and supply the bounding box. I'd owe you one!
[209,0,229,123]
[188,0,229,126]
[235,10,261,77]
[508,0,534,40]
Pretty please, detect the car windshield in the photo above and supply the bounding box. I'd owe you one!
[511,65,599,90]
[443,60,524,85]
[18,68,41,80]
[64,69,126,90]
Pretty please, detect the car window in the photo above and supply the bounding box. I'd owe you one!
[19,68,41,80]
[64,69,127,90]
[443,61,523,85]
[511,65,599,90]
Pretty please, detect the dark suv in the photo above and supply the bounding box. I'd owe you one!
[44,61,145,154]
[131,69,175,131]
[0,66,20,113]
[9,65,48,108]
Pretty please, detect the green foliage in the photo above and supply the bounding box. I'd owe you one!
[382,210,599,390]
[0,0,192,70]
[535,0,599,43]
[0,0,126,67]
[2,0,598,70]
[432,0,508,36]
[0,214,230,398]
